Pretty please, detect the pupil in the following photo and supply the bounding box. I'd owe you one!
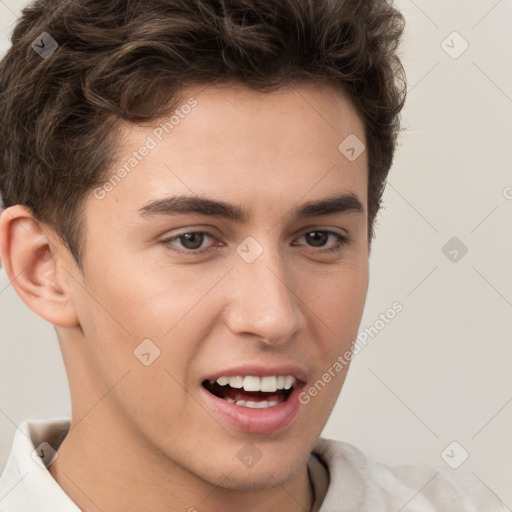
[306,231,327,247]
[181,233,204,250]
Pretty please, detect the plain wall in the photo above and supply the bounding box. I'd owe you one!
[1,0,511,506]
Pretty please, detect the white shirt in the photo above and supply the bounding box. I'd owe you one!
[0,418,506,511]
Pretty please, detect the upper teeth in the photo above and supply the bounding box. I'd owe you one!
[214,375,296,392]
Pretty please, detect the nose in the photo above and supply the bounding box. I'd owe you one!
[222,242,306,346]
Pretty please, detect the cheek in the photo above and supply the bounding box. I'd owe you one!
[303,261,368,397]
[72,259,227,382]
[70,271,198,421]
[306,261,368,328]
[80,254,222,338]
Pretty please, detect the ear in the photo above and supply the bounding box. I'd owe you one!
[0,205,79,327]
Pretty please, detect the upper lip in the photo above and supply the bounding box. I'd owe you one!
[201,364,308,384]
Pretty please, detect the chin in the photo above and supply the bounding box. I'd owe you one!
[192,444,309,491]
[203,464,298,491]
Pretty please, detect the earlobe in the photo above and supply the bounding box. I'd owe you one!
[0,205,79,327]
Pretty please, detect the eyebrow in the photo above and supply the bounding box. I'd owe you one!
[138,192,364,222]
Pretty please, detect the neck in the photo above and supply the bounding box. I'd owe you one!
[48,411,314,512]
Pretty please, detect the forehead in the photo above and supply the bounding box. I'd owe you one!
[88,81,368,222]
[151,81,366,163]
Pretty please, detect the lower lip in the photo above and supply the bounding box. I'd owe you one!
[200,384,305,434]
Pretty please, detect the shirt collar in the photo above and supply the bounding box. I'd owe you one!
[0,418,81,512]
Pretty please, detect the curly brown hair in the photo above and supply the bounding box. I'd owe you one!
[0,0,406,266]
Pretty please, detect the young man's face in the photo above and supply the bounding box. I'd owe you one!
[57,82,369,489]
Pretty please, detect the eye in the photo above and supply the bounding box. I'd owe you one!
[293,230,349,253]
[161,229,349,256]
[161,231,217,254]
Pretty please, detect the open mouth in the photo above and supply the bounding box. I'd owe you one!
[202,375,297,409]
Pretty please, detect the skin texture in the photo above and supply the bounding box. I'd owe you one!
[0,82,369,512]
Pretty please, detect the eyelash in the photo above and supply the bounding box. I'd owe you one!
[160,230,349,256]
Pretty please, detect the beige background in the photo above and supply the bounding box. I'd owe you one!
[1,0,511,506]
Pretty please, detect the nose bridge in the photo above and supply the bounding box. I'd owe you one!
[225,237,305,343]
